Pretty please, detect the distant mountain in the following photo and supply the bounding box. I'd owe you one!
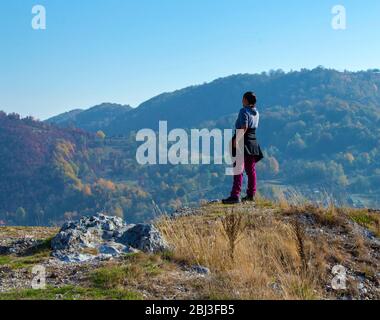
[47,103,132,133]
[47,68,380,135]
[46,109,84,124]
[45,68,380,207]
[0,112,154,226]
[3,68,380,226]
[0,112,89,225]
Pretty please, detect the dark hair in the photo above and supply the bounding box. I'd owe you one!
[243,92,257,106]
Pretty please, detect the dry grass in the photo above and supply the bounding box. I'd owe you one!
[90,253,169,290]
[157,206,326,300]
[291,219,308,274]
[157,196,380,300]
[1,198,377,300]
[0,227,58,241]
[221,210,246,262]
[281,201,347,228]
[346,209,380,237]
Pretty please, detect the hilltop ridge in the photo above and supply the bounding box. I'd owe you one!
[0,200,379,300]
[46,103,132,132]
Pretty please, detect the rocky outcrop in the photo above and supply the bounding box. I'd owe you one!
[51,213,169,263]
[0,239,43,256]
[117,224,169,253]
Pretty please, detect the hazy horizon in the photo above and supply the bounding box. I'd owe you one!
[3,66,380,121]
[1,0,380,119]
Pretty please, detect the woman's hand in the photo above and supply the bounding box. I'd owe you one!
[231,126,247,153]
[232,137,236,149]
[235,126,248,145]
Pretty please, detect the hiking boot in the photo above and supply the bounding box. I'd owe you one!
[222,196,241,205]
[242,195,255,203]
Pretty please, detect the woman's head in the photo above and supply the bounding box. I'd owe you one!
[243,92,257,107]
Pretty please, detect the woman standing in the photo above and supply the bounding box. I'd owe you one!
[222,92,264,204]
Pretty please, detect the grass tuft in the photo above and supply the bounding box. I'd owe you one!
[0,285,142,300]
[0,239,52,270]
[90,252,166,290]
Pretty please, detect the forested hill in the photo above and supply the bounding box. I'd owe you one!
[2,68,380,226]
[47,68,380,206]
[48,68,380,135]
[0,112,88,225]
[46,103,132,133]
[0,113,152,226]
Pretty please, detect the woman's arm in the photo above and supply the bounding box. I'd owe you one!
[232,126,248,148]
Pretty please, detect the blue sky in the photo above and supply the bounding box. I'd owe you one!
[0,0,379,119]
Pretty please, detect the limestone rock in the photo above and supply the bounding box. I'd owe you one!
[51,213,168,262]
[118,224,169,253]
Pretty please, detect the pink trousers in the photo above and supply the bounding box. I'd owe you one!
[230,155,257,198]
